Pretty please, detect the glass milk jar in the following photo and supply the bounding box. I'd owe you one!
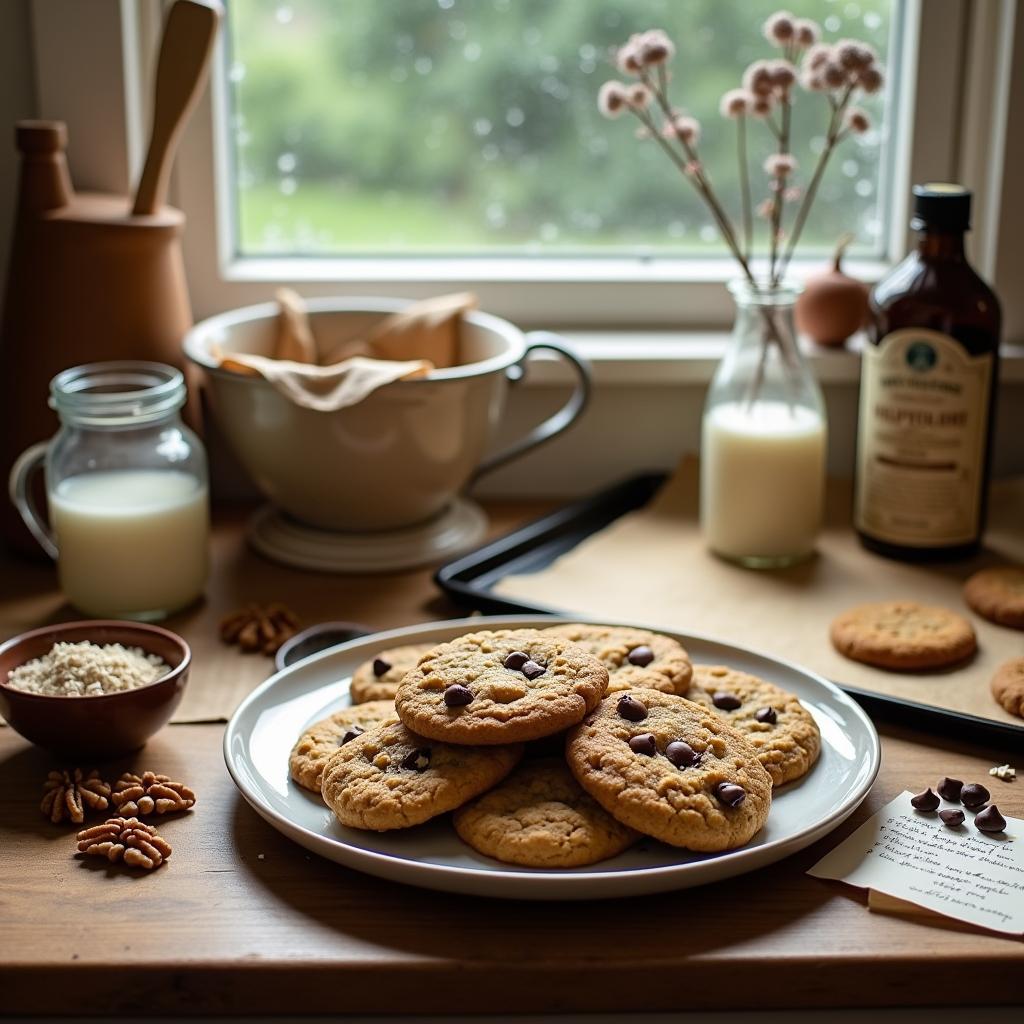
[10,361,209,619]
[701,281,827,568]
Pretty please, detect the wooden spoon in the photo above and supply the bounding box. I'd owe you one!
[132,0,222,216]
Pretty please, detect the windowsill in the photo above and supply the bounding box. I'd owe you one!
[525,333,1024,386]
[224,255,892,286]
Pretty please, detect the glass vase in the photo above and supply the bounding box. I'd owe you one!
[700,280,827,568]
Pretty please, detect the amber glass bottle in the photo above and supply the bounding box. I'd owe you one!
[854,184,1001,560]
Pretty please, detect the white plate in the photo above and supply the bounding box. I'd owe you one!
[224,615,879,900]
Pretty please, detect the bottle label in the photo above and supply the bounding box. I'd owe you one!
[855,328,992,546]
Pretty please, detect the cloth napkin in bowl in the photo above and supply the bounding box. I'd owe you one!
[214,290,477,412]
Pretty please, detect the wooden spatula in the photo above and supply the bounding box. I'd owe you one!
[132,0,222,216]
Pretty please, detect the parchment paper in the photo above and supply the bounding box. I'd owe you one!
[494,461,1024,727]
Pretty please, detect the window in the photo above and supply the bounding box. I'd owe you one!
[225,0,896,261]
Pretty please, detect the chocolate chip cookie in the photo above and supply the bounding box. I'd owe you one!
[990,656,1024,718]
[686,665,820,786]
[320,719,523,831]
[350,644,433,704]
[542,623,692,695]
[395,629,608,745]
[829,601,977,670]
[453,758,639,867]
[964,566,1024,630]
[289,700,398,793]
[566,690,772,851]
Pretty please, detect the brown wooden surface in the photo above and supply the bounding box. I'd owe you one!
[0,505,1021,1017]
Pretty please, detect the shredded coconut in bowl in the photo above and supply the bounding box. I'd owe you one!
[5,641,169,697]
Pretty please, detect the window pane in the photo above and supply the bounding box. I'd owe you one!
[226,0,895,258]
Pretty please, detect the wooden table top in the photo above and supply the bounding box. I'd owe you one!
[0,505,1021,1017]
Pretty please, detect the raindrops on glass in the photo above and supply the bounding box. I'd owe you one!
[229,0,893,256]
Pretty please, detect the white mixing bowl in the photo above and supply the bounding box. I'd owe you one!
[184,297,590,531]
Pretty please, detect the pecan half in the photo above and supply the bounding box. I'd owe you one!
[76,816,172,870]
[112,771,196,816]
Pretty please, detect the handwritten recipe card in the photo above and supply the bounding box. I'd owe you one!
[809,791,1023,937]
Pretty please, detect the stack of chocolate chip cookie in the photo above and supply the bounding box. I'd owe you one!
[287,624,821,869]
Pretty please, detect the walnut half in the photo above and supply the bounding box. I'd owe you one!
[219,602,300,656]
[41,769,111,824]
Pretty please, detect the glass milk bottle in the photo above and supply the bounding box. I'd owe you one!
[701,280,827,568]
[10,361,209,619]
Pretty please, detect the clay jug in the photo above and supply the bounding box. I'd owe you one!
[0,0,219,554]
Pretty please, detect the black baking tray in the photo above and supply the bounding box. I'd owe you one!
[437,473,1024,748]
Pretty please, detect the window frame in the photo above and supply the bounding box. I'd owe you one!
[28,0,1022,335]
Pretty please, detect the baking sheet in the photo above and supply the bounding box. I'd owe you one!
[493,461,1024,728]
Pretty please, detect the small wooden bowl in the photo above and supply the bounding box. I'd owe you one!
[0,620,191,759]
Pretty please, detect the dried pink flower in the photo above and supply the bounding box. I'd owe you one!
[751,94,775,118]
[835,39,875,71]
[768,60,797,94]
[822,61,847,89]
[784,186,802,202]
[795,19,820,48]
[743,60,775,97]
[800,69,826,92]
[597,80,629,118]
[844,107,871,134]
[664,114,701,145]
[764,153,798,178]
[615,34,645,75]
[757,198,774,218]
[638,29,675,66]
[803,43,833,72]
[719,88,754,118]
[764,11,796,44]
[857,66,884,94]
[626,83,653,110]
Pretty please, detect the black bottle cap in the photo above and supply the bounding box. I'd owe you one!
[911,183,971,232]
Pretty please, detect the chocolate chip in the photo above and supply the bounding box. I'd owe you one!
[627,645,655,667]
[714,782,746,808]
[937,777,963,802]
[939,808,965,827]
[340,725,364,745]
[665,739,699,767]
[628,733,657,756]
[755,707,777,725]
[521,659,546,680]
[372,657,391,678]
[974,805,1007,834]
[616,694,648,722]
[400,748,431,772]
[443,683,473,708]
[503,650,529,671]
[961,783,990,809]
[712,691,742,711]
[910,787,940,812]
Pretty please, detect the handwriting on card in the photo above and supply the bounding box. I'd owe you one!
[808,791,1023,937]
